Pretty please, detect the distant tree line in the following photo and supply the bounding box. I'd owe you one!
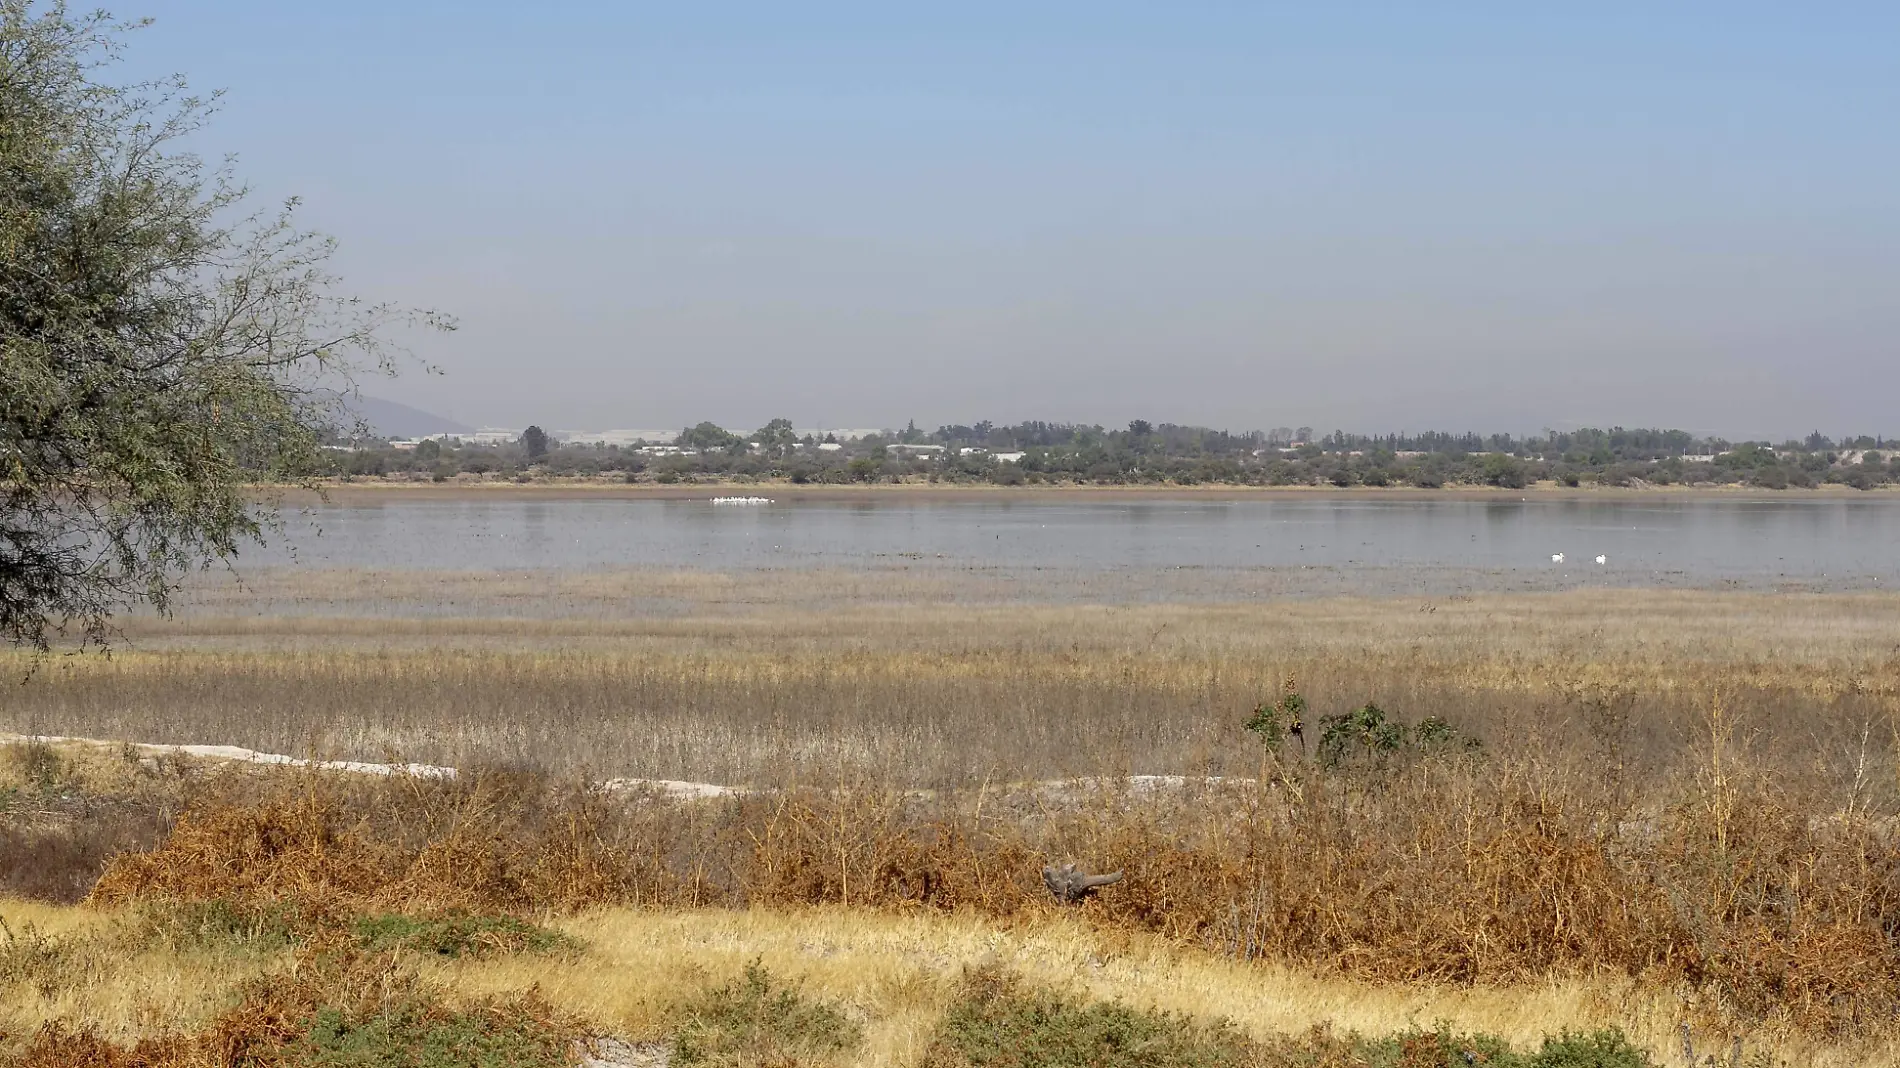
[321,420,1900,491]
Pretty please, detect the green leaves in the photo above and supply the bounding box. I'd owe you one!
[1,3,448,649]
[1315,704,1481,769]
[1317,703,1408,767]
[1243,676,1306,752]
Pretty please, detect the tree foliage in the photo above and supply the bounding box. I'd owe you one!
[0,2,447,648]
[678,421,739,452]
[520,425,548,459]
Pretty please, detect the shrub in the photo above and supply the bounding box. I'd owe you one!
[1528,1029,1658,1068]
[143,898,300,952]
[924,965,1254,1068]
[673,960,862,1066]
[1360,1025,1524,1067]
[1243,675,1306,752]
[1316,703,1407,767]
[351,912,575,959]
[295,996,574,1068]
[1315,706,1480,768]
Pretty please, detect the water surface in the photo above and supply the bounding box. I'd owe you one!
[251,497,1900,599]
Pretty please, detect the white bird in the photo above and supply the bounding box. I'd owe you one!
[1595,554,1607,565]
[1551,553,1565,563]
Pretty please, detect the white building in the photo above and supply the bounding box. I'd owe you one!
[561,429,679,447]
[796,428,884,442]
[427,428,521,446]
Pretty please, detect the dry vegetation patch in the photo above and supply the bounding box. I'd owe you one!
[7,588,1898,787]
[32,748,1900,1047]
[6,585,1900,1063]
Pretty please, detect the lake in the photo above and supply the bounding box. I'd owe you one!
[246,495,1900,600]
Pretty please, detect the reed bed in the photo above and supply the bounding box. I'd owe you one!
[5,587,1897,788]
[7,578,1900,1059]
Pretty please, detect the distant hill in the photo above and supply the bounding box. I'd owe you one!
[320,393,475,439]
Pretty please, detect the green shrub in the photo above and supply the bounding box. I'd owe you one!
[1528,1029,1658,1068]
[673,960,862,1066]
[1315,707,1482,768]
[146,899,300,951]
[296,997,575,1068]
[1243,676,1306,752]
[1317,703,1408,767]
[351,912,575,959]
[925,965,1254,1068]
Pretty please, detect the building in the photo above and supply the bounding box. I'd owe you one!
[560,429,679,447]
[795,428,884,442]
[423,428,520,446]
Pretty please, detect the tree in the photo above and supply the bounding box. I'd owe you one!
[521,425,549,459]
[753,417,797,456]
[1,5,447,649]
[679,421,738,451]
[1481,453,1527,489]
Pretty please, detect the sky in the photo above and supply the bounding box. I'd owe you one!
[129,2,1898,439]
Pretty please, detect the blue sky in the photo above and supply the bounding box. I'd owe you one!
[132,3,1897,436]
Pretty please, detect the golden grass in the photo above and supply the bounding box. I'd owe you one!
[9,897,1896,1068]
[439,907,1655,1063]
[0,898,283,1049]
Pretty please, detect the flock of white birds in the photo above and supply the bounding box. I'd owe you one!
[1551,553,1609,564]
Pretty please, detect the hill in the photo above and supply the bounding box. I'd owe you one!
[325,394,474,438]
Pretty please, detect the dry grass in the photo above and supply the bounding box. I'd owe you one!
[5,586,1898,787]
[7,576,1900,1062]
[9,897,1897,1067]
[0,897,284,1052]
[32,746,1900,1042]
[2,928,579,1067]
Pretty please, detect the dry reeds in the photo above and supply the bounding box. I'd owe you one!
[6,587,1898,788]
[74,747,1900,1040]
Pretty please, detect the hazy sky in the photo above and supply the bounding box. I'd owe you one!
[134,3,1897,438]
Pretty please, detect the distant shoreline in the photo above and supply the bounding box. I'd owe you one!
[259,479,1899,504]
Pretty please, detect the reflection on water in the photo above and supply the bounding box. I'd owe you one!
[253,497,1900,592]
